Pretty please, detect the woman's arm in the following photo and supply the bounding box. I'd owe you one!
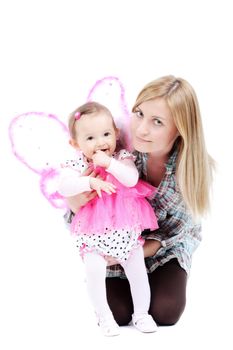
[143,239,162,257]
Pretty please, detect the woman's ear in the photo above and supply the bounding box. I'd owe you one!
[69,138,79,149]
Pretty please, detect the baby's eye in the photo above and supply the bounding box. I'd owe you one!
[104,132,111,137]
[87,136,93,141]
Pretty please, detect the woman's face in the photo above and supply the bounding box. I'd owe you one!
[130,98,179,156]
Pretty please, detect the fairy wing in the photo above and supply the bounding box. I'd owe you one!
[87,76,132,150]
[8,76,131,209]
[8,111,74,209]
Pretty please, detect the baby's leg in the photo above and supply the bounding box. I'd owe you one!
[83,252,120,336]
[121,246,150,315]
[83,252,111,317]
[121,246,157,332]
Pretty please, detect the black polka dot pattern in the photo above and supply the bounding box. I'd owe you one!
[76,228,142,262]
[64,150,143,262]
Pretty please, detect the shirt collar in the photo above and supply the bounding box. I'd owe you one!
[165,144,178,174]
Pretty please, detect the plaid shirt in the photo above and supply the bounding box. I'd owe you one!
[106,146,202,278]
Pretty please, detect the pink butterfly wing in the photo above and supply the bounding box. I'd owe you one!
[9,112,73,208]
[8,77,131,209]
[87,76,132,150]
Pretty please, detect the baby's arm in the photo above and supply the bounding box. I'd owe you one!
[92,150,138,187]
[58,166,116,198]
[89,177,116,198]
[58,167,92,197]
[106,157,139,187]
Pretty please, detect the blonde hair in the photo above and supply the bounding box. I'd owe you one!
[132,75,214,219]
[68,101,116,139]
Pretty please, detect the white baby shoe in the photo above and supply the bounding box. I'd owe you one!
[132,313,158,333]
[98,314,120,337]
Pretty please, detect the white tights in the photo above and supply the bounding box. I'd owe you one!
[83,246,150,318]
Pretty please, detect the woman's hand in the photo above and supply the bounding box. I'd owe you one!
[65,191,97,214]
[143,239,162,257]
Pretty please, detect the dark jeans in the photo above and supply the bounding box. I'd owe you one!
[106,258,187,326]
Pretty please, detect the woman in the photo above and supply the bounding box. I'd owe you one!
[66,75,214,326]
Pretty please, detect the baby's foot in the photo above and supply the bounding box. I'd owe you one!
[132,313,158,333]
[97,314,120,336]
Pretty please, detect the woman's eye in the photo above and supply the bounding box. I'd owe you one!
[135,110,143,118]
[87,136,93,141]
[153,118,163,126]
[104,132,110,137]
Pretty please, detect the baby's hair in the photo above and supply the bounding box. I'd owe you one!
[68,101,117,139]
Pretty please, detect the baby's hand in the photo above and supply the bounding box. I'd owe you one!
[89,177,116,198]
[92,150,111,168]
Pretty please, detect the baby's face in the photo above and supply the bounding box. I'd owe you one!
[74,112,118,160]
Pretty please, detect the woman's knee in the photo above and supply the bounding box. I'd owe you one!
[150,294,186,326]
[148,259,187,326]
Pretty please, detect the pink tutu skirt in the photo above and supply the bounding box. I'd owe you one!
[71,168,158,236]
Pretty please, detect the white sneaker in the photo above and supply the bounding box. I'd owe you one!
[98,314,120,337]
[132,314,158,333]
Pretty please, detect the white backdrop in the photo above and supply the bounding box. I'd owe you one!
[1,1,232,349]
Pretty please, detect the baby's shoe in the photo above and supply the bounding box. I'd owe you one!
[97,314,120,337]
[132,313,158,333]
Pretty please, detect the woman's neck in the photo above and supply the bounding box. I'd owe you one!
[146,153,169,187]
[147,151,168,165]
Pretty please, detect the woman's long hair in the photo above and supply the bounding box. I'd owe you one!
[132,75,214,219]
